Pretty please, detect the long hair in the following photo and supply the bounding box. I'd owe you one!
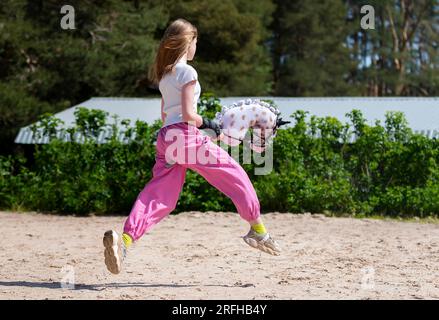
[149,19,198,86]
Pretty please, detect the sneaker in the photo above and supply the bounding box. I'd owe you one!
[243,229,281,256]
[103,230,127,274]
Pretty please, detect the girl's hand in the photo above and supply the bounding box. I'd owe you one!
[211,132,224,142]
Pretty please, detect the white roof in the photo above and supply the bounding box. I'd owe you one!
[15,97,439,143]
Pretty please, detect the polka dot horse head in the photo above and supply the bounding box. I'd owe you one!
[215,99,291,153]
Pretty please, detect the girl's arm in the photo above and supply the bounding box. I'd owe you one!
[161,97,166,123]
[181,80,203,127]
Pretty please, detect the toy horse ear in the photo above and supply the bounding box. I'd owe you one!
[276,117,291,128]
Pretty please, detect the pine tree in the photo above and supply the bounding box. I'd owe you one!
[163,0,275,96]
[346,0,439,96]
[271,0,360,96]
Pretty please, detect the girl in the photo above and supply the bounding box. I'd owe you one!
[103,19,281,275]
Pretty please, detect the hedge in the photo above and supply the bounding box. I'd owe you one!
[1,94,438,217]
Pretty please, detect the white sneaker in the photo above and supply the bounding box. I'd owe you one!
[243,229,281,256]
[103,230,127,274]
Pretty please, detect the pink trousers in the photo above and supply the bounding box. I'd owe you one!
[123,122,261,241]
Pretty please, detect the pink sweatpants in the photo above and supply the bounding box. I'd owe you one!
[123,122,261,241]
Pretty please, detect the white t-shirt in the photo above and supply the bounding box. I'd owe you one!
[158,61,201,127]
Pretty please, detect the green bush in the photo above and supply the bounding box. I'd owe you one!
[1,95,438,217]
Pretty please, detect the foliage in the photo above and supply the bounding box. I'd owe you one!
[1,99,438,217]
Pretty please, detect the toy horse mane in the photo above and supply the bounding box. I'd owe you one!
[215,98,290,153]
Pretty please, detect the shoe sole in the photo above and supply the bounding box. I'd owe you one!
[103,230,122,274]
[243,236,281,256]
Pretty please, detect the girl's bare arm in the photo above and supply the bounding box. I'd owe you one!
[181,80,203,127]
[161,97,166,123]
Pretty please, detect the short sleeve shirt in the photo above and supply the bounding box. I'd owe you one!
[158,61,201,127]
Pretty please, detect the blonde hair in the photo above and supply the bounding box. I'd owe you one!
[149,19,198,85]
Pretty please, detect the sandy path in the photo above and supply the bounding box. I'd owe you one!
[0,211,438,300]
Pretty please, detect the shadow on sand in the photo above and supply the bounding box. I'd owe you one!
[0,281,255,292]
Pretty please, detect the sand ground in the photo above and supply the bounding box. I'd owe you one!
[0,211,438,300]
